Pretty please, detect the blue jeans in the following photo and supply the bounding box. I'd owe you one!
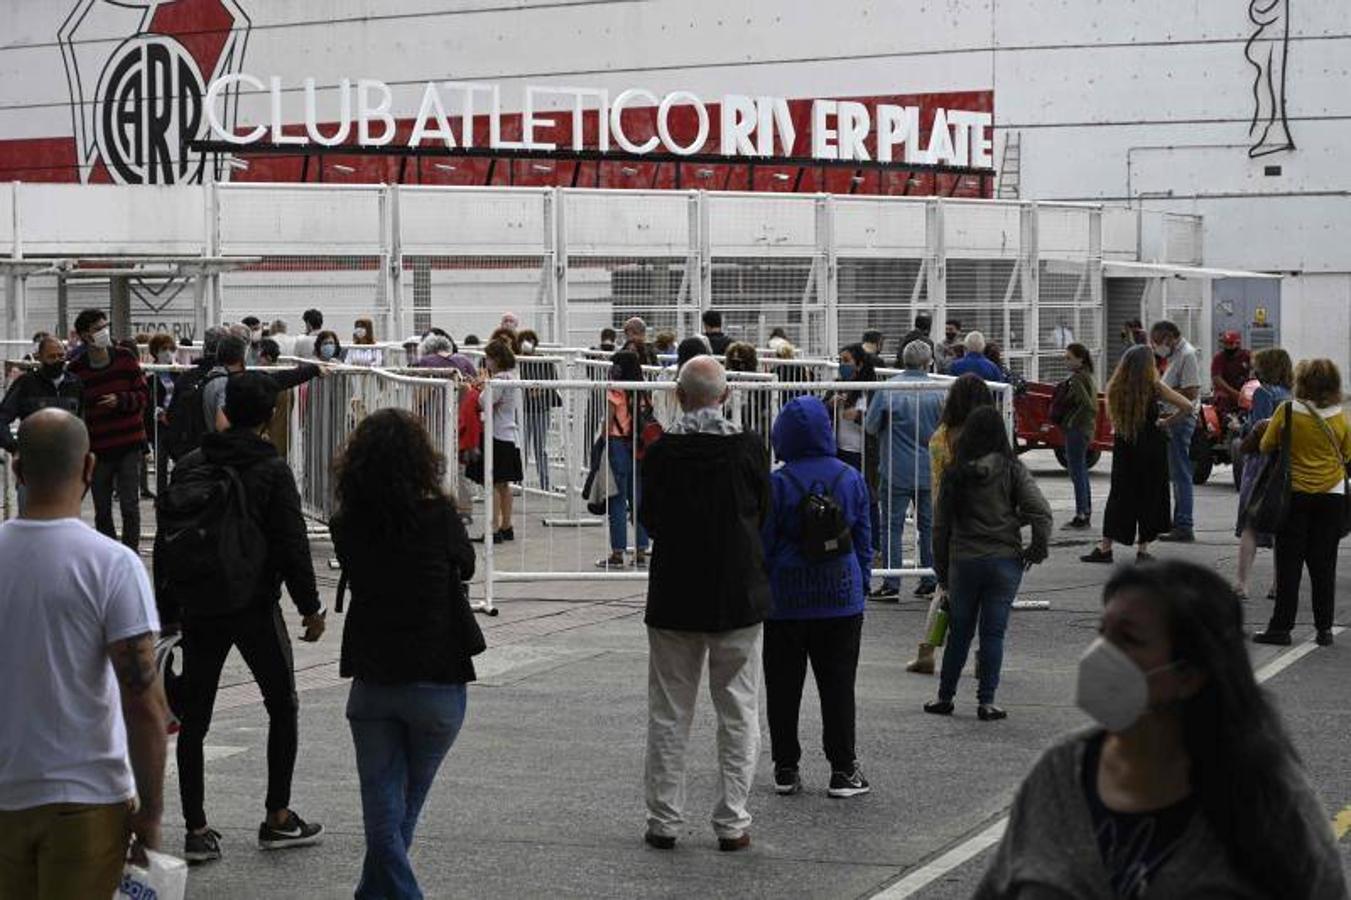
[881,482,934,590]
[607,437,648,554]
[1166,416,1196,530]
[938,557,1023,705]
[348,680,467,900]
[1063,428,1092,519]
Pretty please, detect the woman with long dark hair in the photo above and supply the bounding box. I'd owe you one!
[597,350,650,569]
[831,344,881,559]
[905,373,995,674]
[1059,343,1098,530]
[924,406,1051,719]
[331,409,480,900]
[1081,345,1192,564]
[976,561,1346,898]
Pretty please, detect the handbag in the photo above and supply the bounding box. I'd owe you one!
[1245,402,1293,534]
[1300,400,1351,537]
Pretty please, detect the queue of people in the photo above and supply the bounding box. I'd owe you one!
[0,308,1347,899]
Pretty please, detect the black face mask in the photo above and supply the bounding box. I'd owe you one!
[40,361,64,380]
[1223,347,1238,356]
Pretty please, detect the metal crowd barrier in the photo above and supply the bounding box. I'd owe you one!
[473,375,1013,613]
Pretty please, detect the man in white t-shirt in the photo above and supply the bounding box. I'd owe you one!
[1150,320,1202,542]
[0,408,168,897]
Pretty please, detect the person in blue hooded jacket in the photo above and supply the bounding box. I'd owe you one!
[761,396,872,799]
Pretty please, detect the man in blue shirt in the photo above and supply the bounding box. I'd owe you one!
[864,340,945,600]
[948,331,1004,383]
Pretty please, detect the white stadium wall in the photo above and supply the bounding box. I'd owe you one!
[0,0,1347,370]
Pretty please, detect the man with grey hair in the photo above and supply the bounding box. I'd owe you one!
[637,356,771,852]
[949,330,1003,382]
[865,339,944,599]
[0,409,168,896]
[621,316,658,365]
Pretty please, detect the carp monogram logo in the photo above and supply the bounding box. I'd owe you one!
[58,0,251,184]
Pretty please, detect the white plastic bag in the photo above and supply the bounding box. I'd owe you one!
[114,848,188,900]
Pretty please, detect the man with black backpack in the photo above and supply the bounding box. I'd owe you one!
[761,396,873,799]
[154,372,326,864]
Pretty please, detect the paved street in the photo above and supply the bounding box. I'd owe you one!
[108,451,1349,898]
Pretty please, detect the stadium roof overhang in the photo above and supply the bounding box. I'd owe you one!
[1103,261,1281,280]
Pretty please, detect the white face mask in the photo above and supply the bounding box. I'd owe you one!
[1075,637,1180,733]
[156,351,174,364]
[520,340,535,353]
[1153,342,1173,359]
[354,327,368,339]
[91,327,112,349]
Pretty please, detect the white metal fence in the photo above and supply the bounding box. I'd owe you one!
[0,182,1196,381]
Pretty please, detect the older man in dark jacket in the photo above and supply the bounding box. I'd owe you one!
[638,356,771,853]
[0,337,83,513]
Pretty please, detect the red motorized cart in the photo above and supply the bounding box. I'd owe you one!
[1014,381,1113,469]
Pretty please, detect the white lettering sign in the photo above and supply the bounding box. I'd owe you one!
[203,77,994,167]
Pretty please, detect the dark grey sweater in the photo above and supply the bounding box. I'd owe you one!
[975,731,1348,899]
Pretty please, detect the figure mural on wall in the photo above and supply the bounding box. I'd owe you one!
[1245,0,1295,158]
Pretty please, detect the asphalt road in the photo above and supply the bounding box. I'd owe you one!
[107,450,1348,898]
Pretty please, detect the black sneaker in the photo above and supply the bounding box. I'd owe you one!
[913,581,937,598]
[500,527,515,542]
[868,585,900,603]
[184,827,223,863]
[828,767,871,798]
[258,811,324,851]
[1062,515,1090,530]
[774,765,802,795]
[1156,528,1195,543]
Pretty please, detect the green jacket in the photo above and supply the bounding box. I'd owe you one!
[1061,370,1097,436]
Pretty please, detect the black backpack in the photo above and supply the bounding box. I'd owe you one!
[779,467,853,562]
[155,459,266,618]
[163,369,226,461]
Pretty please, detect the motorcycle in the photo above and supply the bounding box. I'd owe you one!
[1188,380,1256,489]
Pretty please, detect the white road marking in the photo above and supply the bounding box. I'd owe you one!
[873,625,1344,899]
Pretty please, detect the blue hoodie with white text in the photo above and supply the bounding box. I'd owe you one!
[763,396,871,620]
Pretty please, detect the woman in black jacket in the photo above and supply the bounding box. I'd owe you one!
[331,409,479,900]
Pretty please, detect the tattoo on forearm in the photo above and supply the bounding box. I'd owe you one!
[110,633,158,695]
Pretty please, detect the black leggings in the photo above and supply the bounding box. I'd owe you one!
[763,614,863,772]
[1270,492,1344,633]
[177,605,299,830]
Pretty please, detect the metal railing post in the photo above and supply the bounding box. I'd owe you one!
[481,377,496,614]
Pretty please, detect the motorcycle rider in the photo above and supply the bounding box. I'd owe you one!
[1211,331,1252,419]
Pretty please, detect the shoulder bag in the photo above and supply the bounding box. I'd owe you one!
[1300,401,1351,538]
[1245,402,1294,534]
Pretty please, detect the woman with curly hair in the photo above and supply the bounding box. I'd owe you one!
[331,408,480,899]
[1081,346,1192,565]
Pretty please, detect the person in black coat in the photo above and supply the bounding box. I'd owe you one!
[0,337,84,513]
[155,371,325,864]
[330,408,480,899]
[637,356,771,853]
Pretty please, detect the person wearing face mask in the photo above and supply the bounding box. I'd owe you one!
[828,344,881,558]
[0,336,84,513]
[67,309,150,552]
[345,318,382,367]
[1210,330,1251,419]
[313,330,344,364]
[144,334,178,498]
[1149,320,1201,543]
[976,561,1347,899]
